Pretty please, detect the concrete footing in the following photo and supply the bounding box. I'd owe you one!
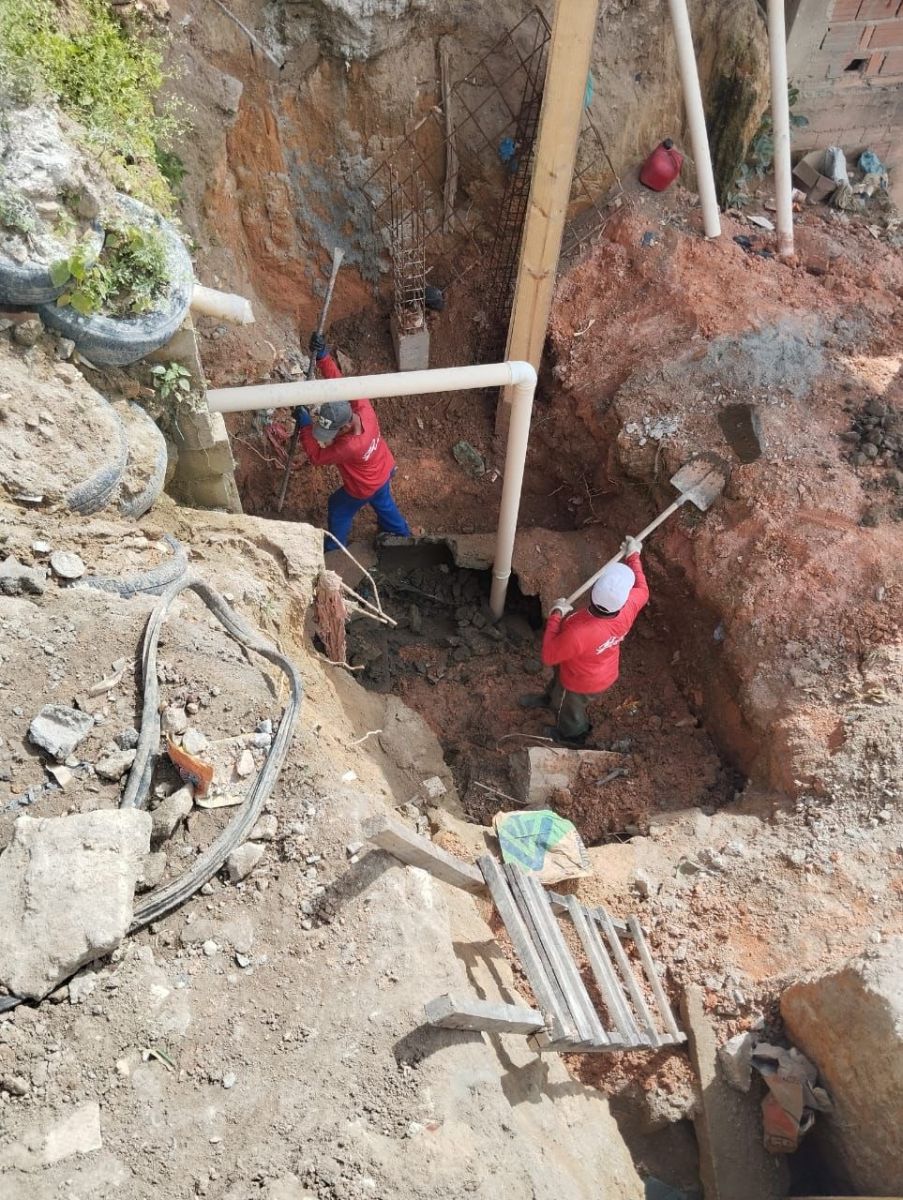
[390,313,430,372]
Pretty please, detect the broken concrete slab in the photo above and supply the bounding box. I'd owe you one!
[781,937,903,1196]
[511,745,626,809]
[28,703,95,761]
[681,985,789,1200]
[94,748,136,781]
[0,810,151,999]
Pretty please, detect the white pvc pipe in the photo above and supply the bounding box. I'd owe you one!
[191,284,255,325]
[667,0,721,239]
[207,361,538,620]
[767,0,795,260]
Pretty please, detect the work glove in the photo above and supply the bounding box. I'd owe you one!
[551,597,573,617]
[293,405,312,429]
[308,331,327,360]
[621,536,643,558]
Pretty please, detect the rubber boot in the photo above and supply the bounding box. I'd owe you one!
[544,725,590,748]
[518,693,548,710]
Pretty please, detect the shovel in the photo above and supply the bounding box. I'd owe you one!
[566,456,728,606]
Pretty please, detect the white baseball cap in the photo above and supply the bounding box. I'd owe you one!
[591,563,635,613]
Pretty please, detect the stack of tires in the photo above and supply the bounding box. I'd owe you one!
[0,194,193,367]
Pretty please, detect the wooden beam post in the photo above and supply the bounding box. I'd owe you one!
[496,0,600,434]
[424,994,546,1034]
[363,813,485,893]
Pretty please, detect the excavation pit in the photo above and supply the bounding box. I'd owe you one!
[341,539,743,842]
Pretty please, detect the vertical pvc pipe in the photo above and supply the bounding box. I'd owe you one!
[767,0,795,260]
[667,0,721,239]
[490,364,537,620]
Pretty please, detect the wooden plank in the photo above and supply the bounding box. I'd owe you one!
[439,37,458,233]
[363,814,484,894]
[548,889,627,935]
[594,905,661,1046]
[563,894,638,1047]
[514,867,608,1048]
[478,855,573,1043]
[497,0,601,433]
[627,916,684,1042]
[424,993,546,1034]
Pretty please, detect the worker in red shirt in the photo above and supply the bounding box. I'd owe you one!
[519,537,648,745]
[295,333,411,551]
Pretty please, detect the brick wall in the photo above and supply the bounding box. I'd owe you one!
[787,0,903,201]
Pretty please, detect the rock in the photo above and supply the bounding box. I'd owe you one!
[631,869,660,899]
[202,939,219,957]
[251,732,272,748]
[94,749,136,781]
[29,704,95,761]
[250,814,278,842]
[346,841,364,858]
[49,549,85,580]
[115,727,139,751]
[222,1071,236,1089]
[235,748,255,778]
[161,705,188,735]
[421,775,447,799]
[181,727,207,755]
[0,555,46,596]
[452,439,486,477]
[0,810,151,999]
[781,937,903,1195]
[12,317,42,347]
[55,337,75,360]
[151,786,193,843]
[256,719,273,735]
[68,969,98,1004]
[137,850,167,892]
[226,841,266,882]
[0,1073,29,1096]
[43,1102,103,1164]
[718,1030,754,1092]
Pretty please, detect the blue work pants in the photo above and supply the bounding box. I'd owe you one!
[325,475,411,552]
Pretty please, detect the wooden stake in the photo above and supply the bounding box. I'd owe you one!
[497,0,600,433]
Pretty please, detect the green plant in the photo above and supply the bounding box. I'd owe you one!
[730,85,809,201]
[150,360,192,402]
[50,219,169,317]
[0,182,38,239]
[0,0,184,209]
[154,145,186,196]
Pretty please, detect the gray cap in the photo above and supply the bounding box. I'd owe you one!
[311,401,353,443]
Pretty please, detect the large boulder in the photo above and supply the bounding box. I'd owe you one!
[781,938,903,1196]
[0,810,152,999]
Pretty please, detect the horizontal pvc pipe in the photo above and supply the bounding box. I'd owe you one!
[207,361,538,620]
[191,284,255,325]
[667,0,721,239]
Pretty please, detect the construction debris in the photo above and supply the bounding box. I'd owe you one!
[226,841,266,882]
[752,1041,831,1153]
[28,703,95,761]
[0,554,46,596]
[0,810,151,999]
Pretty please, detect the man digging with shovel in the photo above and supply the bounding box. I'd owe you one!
[520,537,648,746]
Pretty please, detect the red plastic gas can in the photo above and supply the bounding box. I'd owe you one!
[640,139,683,192]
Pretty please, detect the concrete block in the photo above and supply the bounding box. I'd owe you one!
[821,21,871,48]
[880,46,903,68]
[511,745,626,810]
[176,441,236,478]
[390,313,430,372]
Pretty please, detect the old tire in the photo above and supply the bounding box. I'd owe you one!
[0,227,104,307]
[66,395,129,515]
[37,196,193,366]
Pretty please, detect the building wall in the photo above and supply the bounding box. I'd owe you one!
[787,0,903,199]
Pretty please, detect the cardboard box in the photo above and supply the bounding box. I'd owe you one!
[793,151,837,203]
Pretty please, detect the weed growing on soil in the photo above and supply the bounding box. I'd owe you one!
[150,361,192,402]
[0,0,181,210]
[0,182,38,240]
[147,360,204,441]
[50,219,168,317]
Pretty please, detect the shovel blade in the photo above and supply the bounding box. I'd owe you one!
[670,456,728,511]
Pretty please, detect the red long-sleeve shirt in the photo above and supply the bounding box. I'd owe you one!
[541,554,649,694]
[299,353,396,499]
